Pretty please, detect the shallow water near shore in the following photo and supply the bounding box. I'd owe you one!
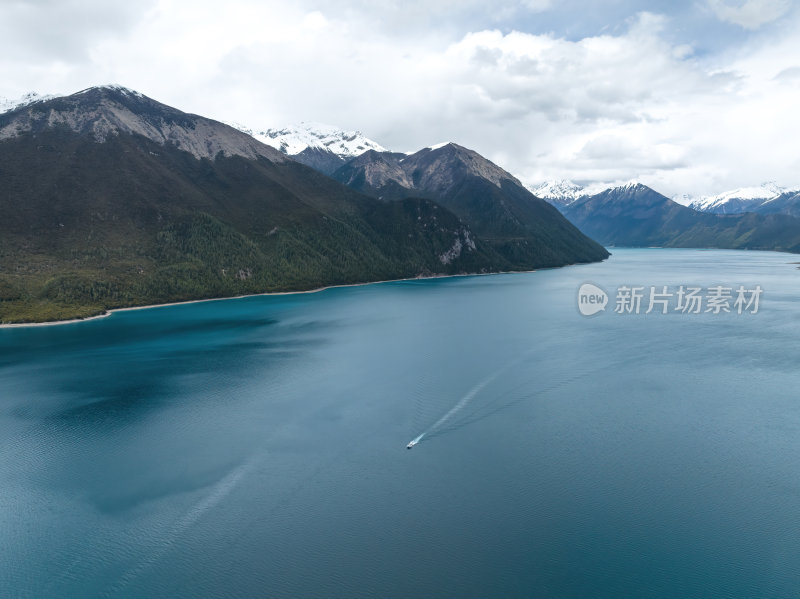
[2,248,800,598]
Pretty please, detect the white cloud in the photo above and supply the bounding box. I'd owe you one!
[773,65,800,86]
[523,0,552,10]
[707,0,791,29]
[0,0,156,61]
[0,1,799,196]
[292,0,553,37]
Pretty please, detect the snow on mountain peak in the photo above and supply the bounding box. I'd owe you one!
[530,179,580,197]
[528,179,587,203]
[226,121,386,159]
[688,181,793,212]
[714,182,784,201]
[532,178,800,212]
[529,179,644,204]
[0,91,56,114]
[84,84,145,98]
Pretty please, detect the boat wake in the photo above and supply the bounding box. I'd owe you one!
[101,459,253,597]
[406,335,695,450]
[406,366,507,449]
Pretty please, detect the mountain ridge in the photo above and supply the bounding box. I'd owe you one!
[0,85,287,163]
[559,183,800,252]
[687,182,788,212]
[685,182,800,217]
[331,144,610,269]
[0,86,608,323]
[226,121,385,175]
[531,178,800,218]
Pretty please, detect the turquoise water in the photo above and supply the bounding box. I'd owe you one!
[2,248,800,598]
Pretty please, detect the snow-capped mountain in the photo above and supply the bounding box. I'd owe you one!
[226,121,386,175]
[528,180,587,206]
[559,181,800,251]
[0,91,56,114]
[253,122,386,157]
[532,177,800,219]
[529,179,639,207]
[687,182,795,214]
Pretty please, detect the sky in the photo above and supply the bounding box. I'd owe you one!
[1,0,799,197]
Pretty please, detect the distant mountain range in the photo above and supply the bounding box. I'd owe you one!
[684,182,800,217]
[532,178,800,219]
[0,86,606,323]
[554,182,800,252]
[685,182,787,213]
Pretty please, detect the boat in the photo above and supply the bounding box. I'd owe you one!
[407,433,424,449]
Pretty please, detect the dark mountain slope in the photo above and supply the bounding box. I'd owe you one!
[333,150,413,200]
[0,89,498,323]
[754,191,800,218]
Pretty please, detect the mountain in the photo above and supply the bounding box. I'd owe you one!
[331,144,610,269]
[560,183,800,252]
[0,86,607,324]
[0,85,530,323]
[528,180,588,207]
[0,85,289,162]
[687,182,791,214]
[530,179,636,207]
[754,190,800,217]
[685,182,800,218]
[227,121,386,175]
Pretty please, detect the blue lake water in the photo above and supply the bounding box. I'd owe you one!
[2,248,800,598]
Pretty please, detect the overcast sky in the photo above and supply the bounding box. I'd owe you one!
[1,0,798,196]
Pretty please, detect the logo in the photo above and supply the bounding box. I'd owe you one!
[577,282,608,316]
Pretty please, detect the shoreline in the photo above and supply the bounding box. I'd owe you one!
[0,266,565,329]
[5,244,796,329]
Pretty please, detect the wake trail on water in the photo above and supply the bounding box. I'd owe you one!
[435,363,608,437]
[101,459,254,597]
[408,354,529,448]
[408,432,427,445]
[407,334,693,449]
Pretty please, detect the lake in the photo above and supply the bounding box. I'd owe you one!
[2,248,799,598]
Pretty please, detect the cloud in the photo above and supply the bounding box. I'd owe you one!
[0,0,156,61]
[773,65,800,82]
[436,13,712,127]
[0,1,799,196]
[0,0,158,98]
[578,134,685,168]
[292,0,553,38]
[707,0,791,29]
